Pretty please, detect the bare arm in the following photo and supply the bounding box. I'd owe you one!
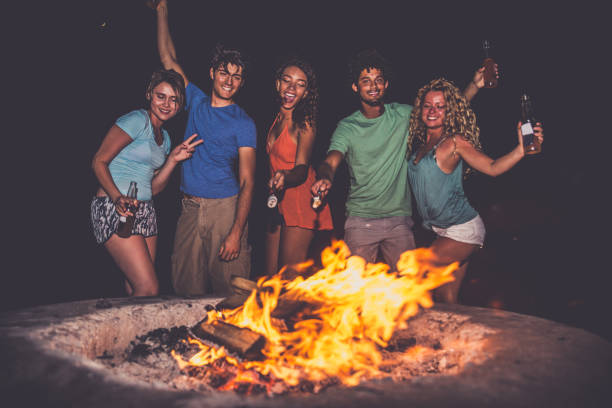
[462,65,498,102]
[219,147,256,261]
[311,150,344,198]
[455,123,544,177]
[151,134,203,195]
[155,0,188,85]
[269,123,315,190]
[91,125,136,215]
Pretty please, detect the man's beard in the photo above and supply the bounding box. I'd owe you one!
[362,97,384,107]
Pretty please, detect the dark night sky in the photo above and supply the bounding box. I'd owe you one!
[5,2,608,340]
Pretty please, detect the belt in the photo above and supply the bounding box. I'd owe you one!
[182,192,196,200]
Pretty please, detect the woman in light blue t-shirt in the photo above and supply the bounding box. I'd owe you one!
[91,69,202,297]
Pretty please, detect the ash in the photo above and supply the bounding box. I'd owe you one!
[98,311,494,396]
[97,325,219,393]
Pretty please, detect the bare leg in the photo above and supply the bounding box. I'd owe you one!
[278,226,315,270]
[124,280,133,296]
[123,236,157,295]
[429,236,480,304]
[105,234,159,296]
[145,235,157,261]
[265,224,281,276]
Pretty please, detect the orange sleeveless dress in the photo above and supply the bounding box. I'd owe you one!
[267,121,333,230]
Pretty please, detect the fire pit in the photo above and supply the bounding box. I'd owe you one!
[2,296,611,407]
[2,244,611,406]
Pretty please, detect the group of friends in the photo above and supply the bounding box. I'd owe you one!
[91,0,544,304]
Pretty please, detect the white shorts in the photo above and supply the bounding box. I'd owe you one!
[431,215,486,247]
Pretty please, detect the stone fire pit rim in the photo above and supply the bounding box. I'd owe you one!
[1,295,610,408]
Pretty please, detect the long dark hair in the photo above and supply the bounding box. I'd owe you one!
[275,57,319,130]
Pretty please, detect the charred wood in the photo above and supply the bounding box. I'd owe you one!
[191,320,265,360]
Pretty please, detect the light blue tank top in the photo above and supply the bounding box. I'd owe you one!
[408,139,477,230]
[108,109,170,201]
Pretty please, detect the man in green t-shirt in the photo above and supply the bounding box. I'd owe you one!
[312,49,486,268]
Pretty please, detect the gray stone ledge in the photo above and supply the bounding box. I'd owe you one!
[1,296,610,407]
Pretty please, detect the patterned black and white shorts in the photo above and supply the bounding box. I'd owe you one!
[90,196,158,244]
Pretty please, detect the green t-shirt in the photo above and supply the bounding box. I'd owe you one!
[329,103,413,218]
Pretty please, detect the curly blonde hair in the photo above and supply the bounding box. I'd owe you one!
[408,78,481,176]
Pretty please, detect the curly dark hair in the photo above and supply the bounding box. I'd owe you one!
[146,68,186,110]
[348,49,393,87]
[408,78,482,177]
[275,57,319,129]
[210,43,249,78]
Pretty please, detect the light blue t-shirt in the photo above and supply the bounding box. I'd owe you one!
[108,109,171,201]
[181,82,257,198]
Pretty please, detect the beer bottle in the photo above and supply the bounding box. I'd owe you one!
[267,189,278,208]
[266,187,282,229]
[116,181,138,238]
[520,93,541,155]
[311,186,323,210]
[482,40,498,88]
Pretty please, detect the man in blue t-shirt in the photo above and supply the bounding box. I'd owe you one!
[155,0,256,296]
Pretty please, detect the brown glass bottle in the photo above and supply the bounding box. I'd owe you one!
[520,94,541,155]
[482,40,498,88]
[116,181,138,238]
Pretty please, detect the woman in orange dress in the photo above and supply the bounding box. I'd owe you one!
[265,58,333,275]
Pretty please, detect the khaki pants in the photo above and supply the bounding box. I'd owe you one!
[344,215,415,269]
[171,194,251,296]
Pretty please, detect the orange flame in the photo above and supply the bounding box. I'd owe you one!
[175,241,457,388]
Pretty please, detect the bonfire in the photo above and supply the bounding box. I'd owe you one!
[172,240,458,392]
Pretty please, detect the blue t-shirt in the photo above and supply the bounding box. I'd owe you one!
[181,82,257,198]
[109,109,170,201]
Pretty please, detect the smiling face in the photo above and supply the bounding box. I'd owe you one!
[421,90,447,130]
[352,68,388,106]
[210,63,244,103]
[147,81,180,126]
[276,65,309,111]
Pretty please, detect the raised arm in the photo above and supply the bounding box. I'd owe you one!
[455,123,544,177]
[462,65,498,102]
[155,0,188,86]
[311,150,344,198]
[219,146,256,261]
[269,123,315,191]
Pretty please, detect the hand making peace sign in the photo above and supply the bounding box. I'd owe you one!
[169,133,204,163]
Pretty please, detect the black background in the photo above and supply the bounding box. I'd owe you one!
[5,2,608,341]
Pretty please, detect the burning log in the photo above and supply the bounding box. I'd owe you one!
[216,276,258,310]
[230,276,257,295]
[217,267,320,314]
[270,296,311,319]
[191,320,265,360]
[169,242,461,391]
[216,276,316,319]
[216,293,250,310]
